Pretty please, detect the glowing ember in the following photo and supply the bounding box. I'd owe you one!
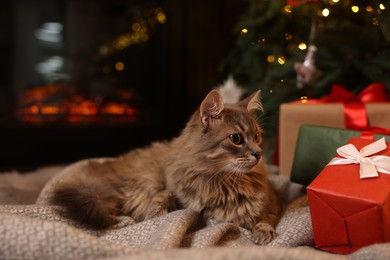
[68,100,98,116]
[101,102,127,115]
[17,84,140,124]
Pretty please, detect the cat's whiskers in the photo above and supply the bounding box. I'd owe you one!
[233,157,256,174]
[229,170,243,194]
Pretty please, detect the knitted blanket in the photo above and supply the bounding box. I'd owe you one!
[0,163,389,260]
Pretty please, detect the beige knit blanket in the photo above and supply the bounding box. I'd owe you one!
[0,162,389,260]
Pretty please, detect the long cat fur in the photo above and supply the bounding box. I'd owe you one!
[47,89,282,245]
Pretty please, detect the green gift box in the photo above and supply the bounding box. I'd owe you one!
[290,125,390,186]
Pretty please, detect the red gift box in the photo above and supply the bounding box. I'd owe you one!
[307,137,390,254]
[277,83,390,176]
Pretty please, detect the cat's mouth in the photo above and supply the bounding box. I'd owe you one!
[232,157,260,173]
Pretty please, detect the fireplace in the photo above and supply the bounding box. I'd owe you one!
[0,0,181,171]
[9,0,169,125]
[0,0,246,171]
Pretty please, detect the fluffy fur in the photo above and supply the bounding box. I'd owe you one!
[217,76,244,104]
[48,89,282,244]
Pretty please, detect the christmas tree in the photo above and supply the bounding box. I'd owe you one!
[222,0,390,158]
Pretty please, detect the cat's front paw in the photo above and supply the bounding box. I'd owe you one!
[145,191,177,219]
[252,222,277,245]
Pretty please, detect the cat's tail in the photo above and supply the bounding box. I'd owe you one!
[49,179,119,230]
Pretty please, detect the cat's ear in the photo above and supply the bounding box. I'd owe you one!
[199,90,224,128]
[239,90,263,112]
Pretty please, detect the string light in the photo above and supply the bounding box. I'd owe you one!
[298,42,307,50]
[267,55,275,63]
[379,3,386,10]
[351,6,359,13]
[366,6,374,12]
[322,8,330,17]
[284,33,292,40]
[115,61,125,71]
[283,5,292,14]
[156,9,166,24]
[278,56,286,65]
[102,7,165,55]
[300,96,308,103]
[241,28,248,35]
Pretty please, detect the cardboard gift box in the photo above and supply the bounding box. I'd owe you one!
[307,137,390,254]
[290,125,390,186]
[278,102,390,176]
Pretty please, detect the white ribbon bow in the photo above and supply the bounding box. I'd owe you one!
[328,137,390,179]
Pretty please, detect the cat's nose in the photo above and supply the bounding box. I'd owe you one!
[252,149,262,160]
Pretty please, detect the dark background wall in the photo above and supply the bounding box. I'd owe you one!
[166,0,247,124]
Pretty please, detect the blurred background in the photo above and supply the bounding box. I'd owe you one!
[0,0,389,171]
[0,0,246,171]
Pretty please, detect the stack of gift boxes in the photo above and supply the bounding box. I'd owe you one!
[277,83,390,254]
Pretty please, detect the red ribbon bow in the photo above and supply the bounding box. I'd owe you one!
[325,83,388,130]
[273,82,389,166]
[300,82,389,131]
[321,83,389,104]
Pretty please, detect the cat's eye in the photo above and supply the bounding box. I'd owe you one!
[229,133,243,145]
[254,133,261,144]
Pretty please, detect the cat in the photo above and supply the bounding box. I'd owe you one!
[43,88,282,245]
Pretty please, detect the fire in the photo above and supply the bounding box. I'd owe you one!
[102,102,125,115]
[68,100,98,116]
[17,84,139,124]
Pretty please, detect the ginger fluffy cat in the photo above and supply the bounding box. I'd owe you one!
[42,88,281,245]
